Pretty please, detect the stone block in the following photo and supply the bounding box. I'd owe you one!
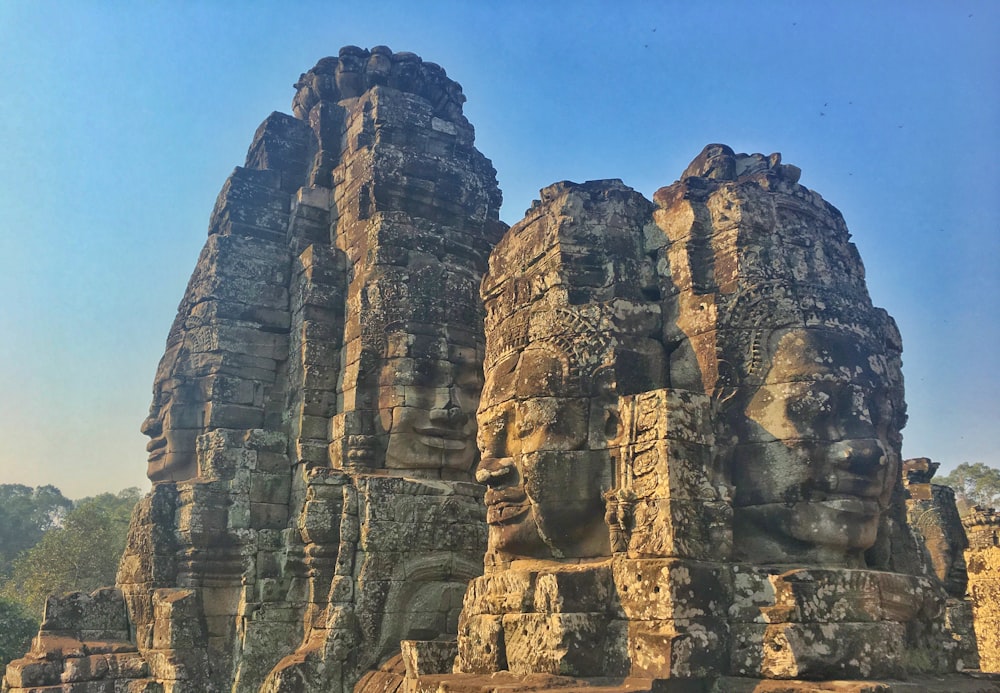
[628,617,727,679]
[198,445,255,480]
[729,569,945,626]
[257,451,290,473]
[873,571,943,623]
[971,580,1000,614]
[401,639,459,678]
[456,613,508,675]
[41,588,129,636]
[975,617,1000,672]
[250,501,289,529]
[321,575,351,604]
[209,167,289,234]
[501,612,614,677]
[295,438,329,466]
[295,413,329,441]
[30,634,86,660]
[206,402,266,430]
[613,558,730,621]
[300,363,339,391]
[206,374,259,406]
[73,639,136,655]
[298,498,342,544]
[730,621,905,680]
[768,569,883,624]
[151,589,206,651]
[245,428,289,453]
[250,471,292,504]
[228,497,251,529]
[622,439,718,502]
[61,654,111,682]
[626,498,733,561]
[729,566,780,624]
[144,647,209,683]
[4,657,63,687]
[107,652,152,679]
[619,389,714,446]
[461,572,535,617]
[175,502,228,547]
[531,564,616,614]
[299,387,338,418]
[944,598,979,670]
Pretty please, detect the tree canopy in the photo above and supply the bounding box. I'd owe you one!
[0,487,142,618]
[0,597,36,671]
[936,462,1000,514]
[0,484,73,580]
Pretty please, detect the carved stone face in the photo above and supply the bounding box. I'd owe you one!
[475,348,612,560]
[380,340,483,473]
[728,328,900,565]
[140,342,205,483]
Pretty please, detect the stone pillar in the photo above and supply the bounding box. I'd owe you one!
[903,457,979,670]
[965,507,1000,672]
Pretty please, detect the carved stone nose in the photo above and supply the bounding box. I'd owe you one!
[140,413,161,437]
[431,405,467,425]
[475,457,514,484]
[831,439,886,471]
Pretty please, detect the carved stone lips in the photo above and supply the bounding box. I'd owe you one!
[415,426,468,450]
[820,472,884,498]
[486,501,529,525]
[813,496,881,517]
[484,487,529,524]
[146,436,166,455]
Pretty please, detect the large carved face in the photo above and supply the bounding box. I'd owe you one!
[140,342,205,483]
[727,327,901,565]
[475,348,613,560]
[380,336,483,473]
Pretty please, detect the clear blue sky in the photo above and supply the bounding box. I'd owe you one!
[0,1,996,498]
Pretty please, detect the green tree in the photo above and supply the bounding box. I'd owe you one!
[0,596,36,672]
[937,462,1000,514]
[0,484,73,580]
[0,488,142,618]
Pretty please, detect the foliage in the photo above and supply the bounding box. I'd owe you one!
[0,488,142,618]
[0,596,36,672]
[0,484,73,580]
[937,462,1000,514]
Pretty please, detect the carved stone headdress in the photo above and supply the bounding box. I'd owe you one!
[711,280,901,407]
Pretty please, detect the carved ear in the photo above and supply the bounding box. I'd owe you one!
[589,364,621,444]
[590,364,617,398]
[713,358,739,410]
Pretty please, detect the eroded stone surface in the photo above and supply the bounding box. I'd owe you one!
[903,457,969,596]
[5,59,997,693]
[5,46,501,693]
[449,144,986,691]
[965,507,1000,673]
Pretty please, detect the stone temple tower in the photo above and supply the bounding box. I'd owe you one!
[5,51,999,693]
[3,46,504,693]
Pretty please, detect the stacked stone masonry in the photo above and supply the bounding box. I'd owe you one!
[4,48,998,693]
[965,507,1000,673]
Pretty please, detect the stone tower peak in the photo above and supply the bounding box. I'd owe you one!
[292,46,467,123]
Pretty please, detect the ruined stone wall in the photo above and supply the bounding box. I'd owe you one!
[966,507,1000,673]
[902,457,980,670]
